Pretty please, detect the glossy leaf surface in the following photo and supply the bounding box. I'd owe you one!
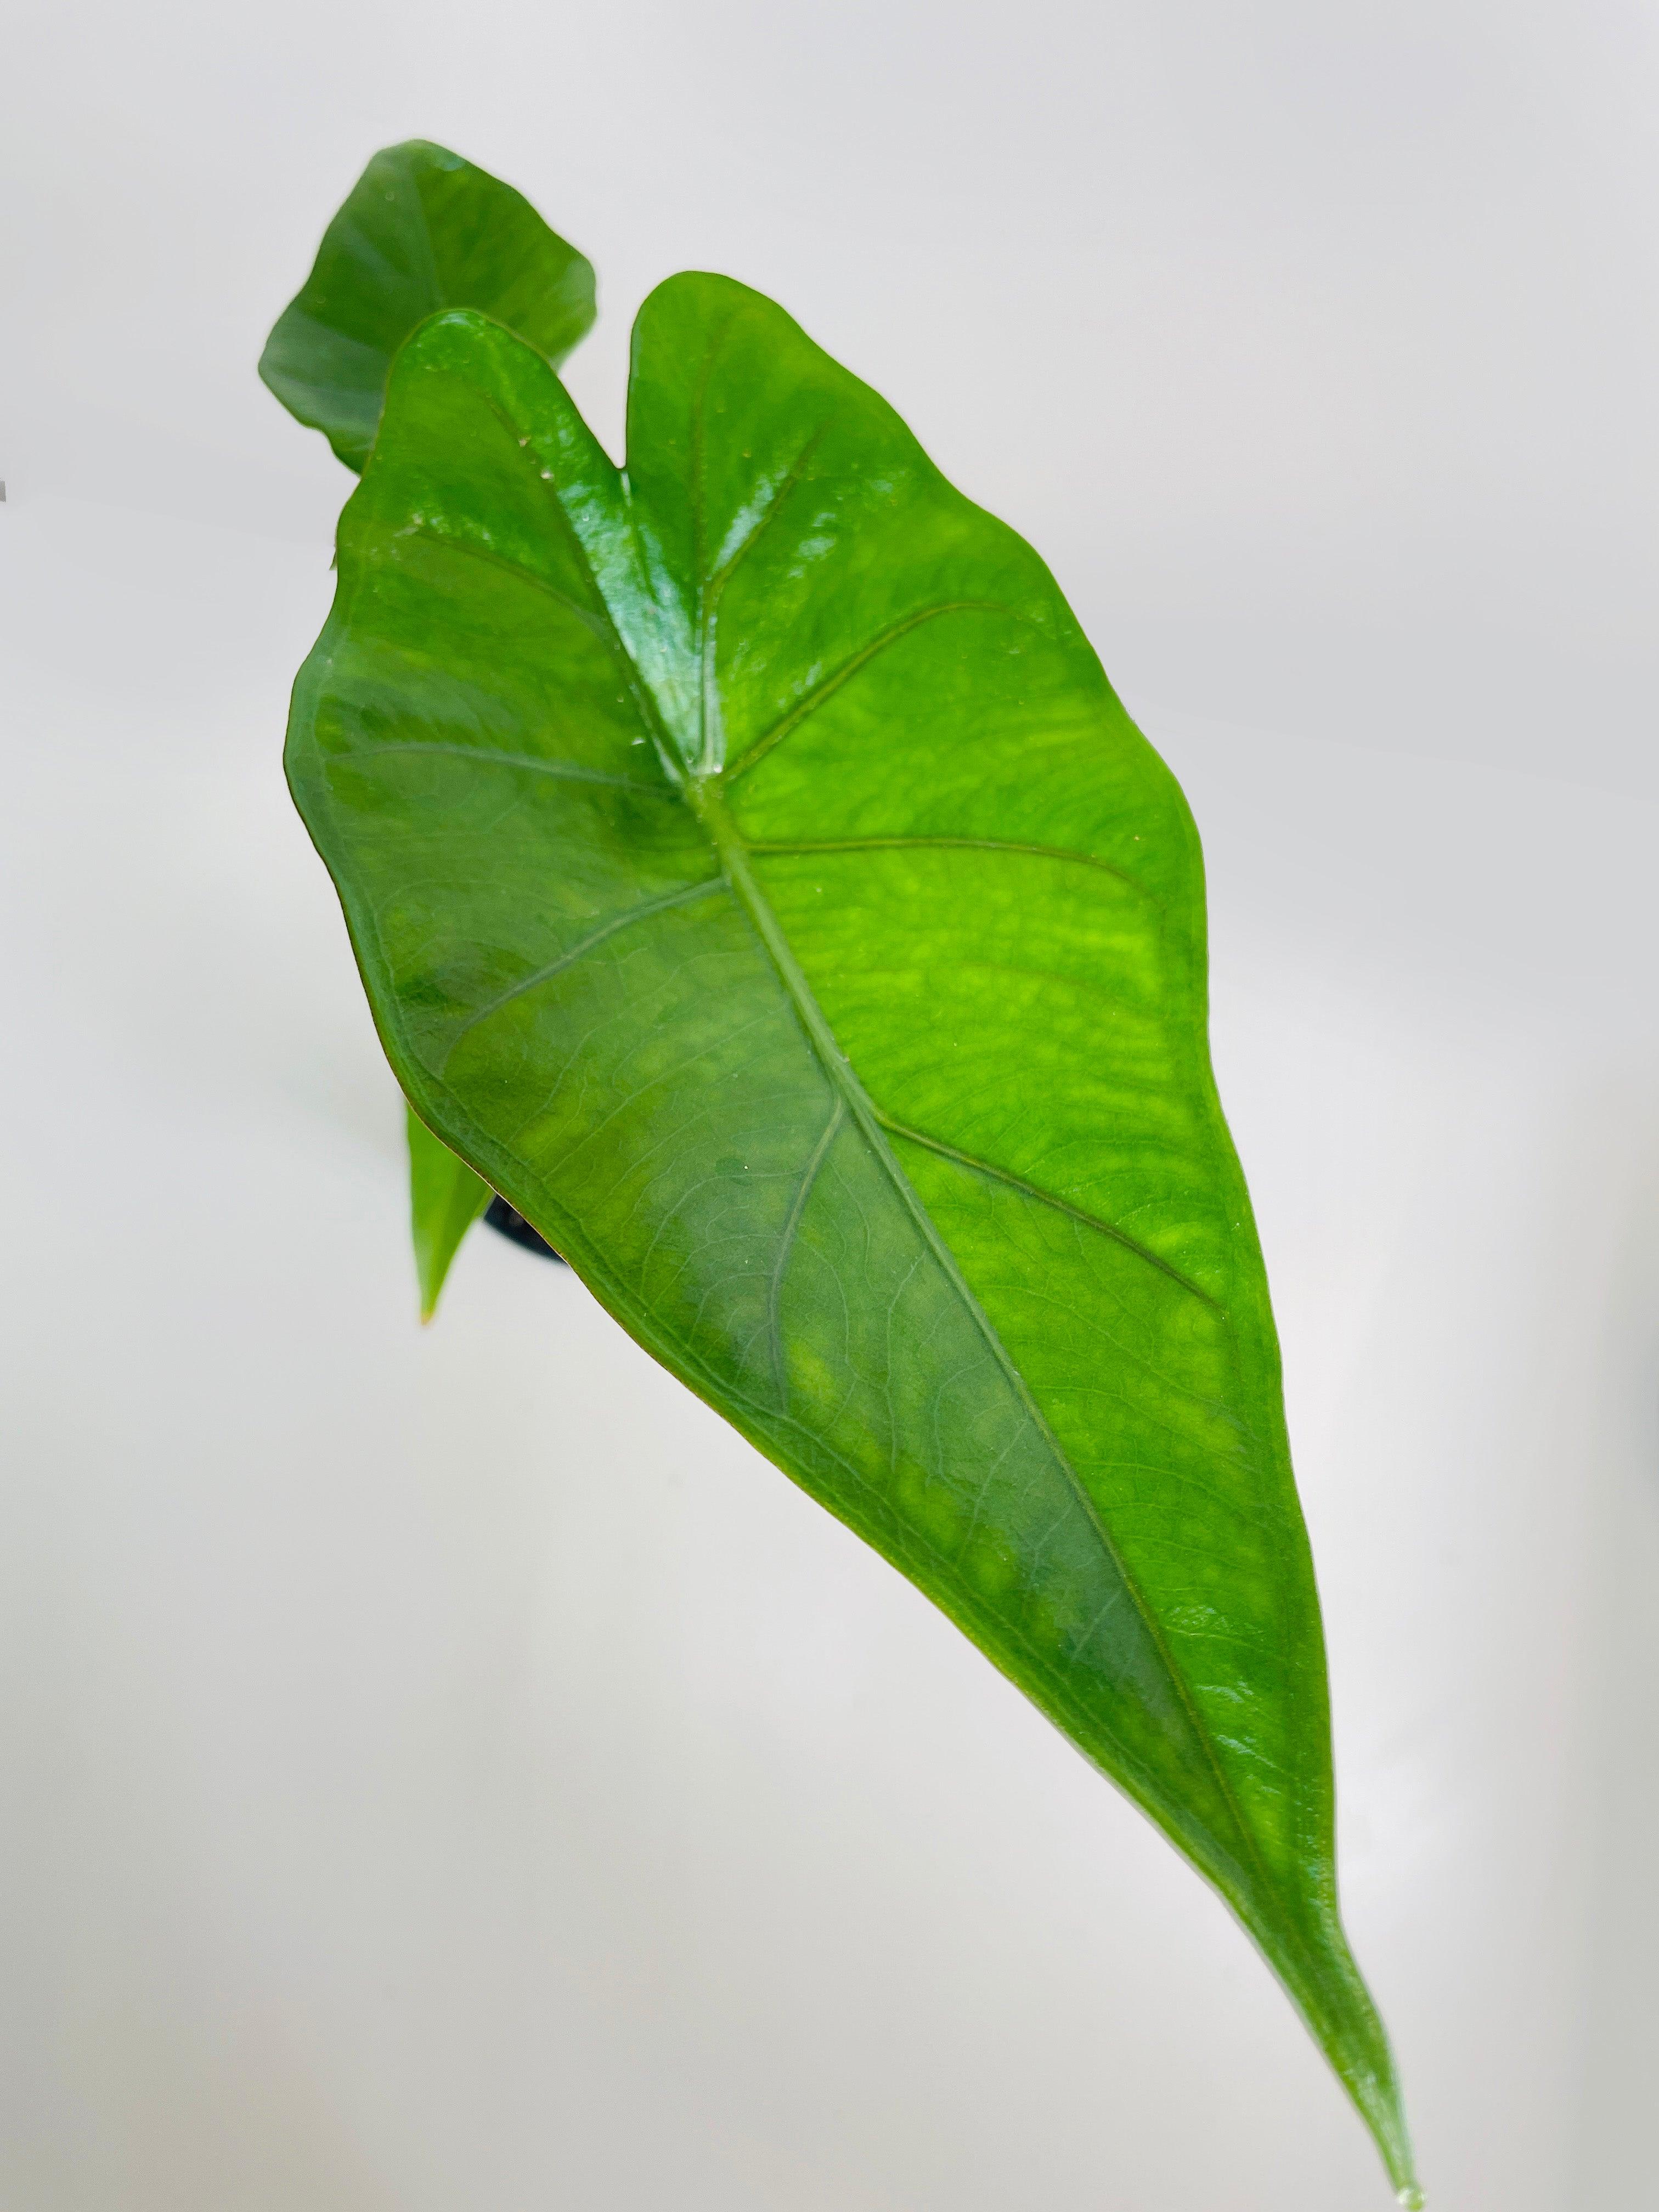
[406,1102,490,1320]
[259,139,595,471]
[286,282,1415,2197]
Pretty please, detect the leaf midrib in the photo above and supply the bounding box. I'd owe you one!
[688,775,1272,1893]
[659,311,1281,1898]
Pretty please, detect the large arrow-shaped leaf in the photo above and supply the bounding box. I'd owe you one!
[286,281,1417,2198]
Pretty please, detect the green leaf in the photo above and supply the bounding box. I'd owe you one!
[286,280,1417,2199]
[259,139,595,472]
[406,1102,492,1321]
[265,140,596,1291]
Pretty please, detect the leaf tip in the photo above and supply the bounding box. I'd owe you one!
[1396,2188,1425,2210]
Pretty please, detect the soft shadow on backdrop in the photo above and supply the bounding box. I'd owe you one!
[3,4,1657,2207]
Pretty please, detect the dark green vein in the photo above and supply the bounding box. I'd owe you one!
[439,876,724,1062]
[723,601,1022,783]
[706,419,835,603]
[746,833,1156,901]
[473,392,685,777]
[404,524,607,637]
[769,1097,846,1404]
[702,419,837,776]
[874,1111,1220,1308]
[335,741,674,795]
[691,775,1269,1897]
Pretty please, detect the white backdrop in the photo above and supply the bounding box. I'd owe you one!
[4,4,1657,2207]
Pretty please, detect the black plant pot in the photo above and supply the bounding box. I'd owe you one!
[483,1197,566,1264]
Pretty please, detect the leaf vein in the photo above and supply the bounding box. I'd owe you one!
[747,833,1157,900]
[336,741,674,795]
[695,779,1270,1888]
[876,1112,1220,1309]
[401,523,608,636]
[441,877,724,1060]
[724,601,1027,783]
[768,1098,846,1407]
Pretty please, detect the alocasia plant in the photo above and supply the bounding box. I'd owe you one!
[266,142,1420,2203]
